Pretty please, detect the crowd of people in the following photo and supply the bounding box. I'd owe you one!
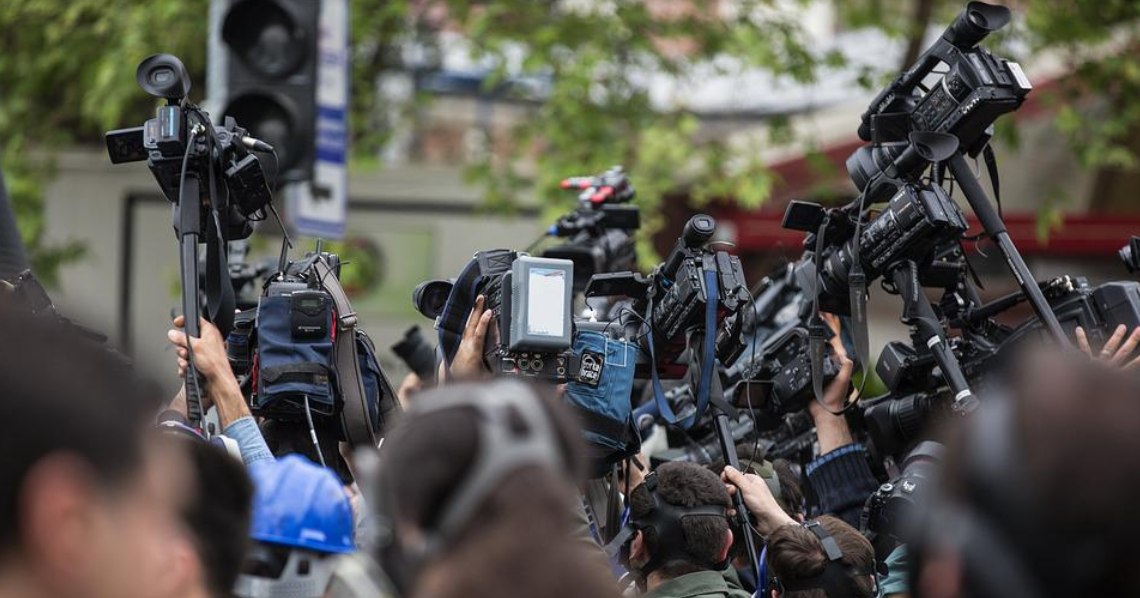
[4,276,1140,598]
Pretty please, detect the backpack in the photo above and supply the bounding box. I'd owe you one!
[244,254,400,448]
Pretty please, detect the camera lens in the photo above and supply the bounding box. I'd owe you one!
[412,279,454,320]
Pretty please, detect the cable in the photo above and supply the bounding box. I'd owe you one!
[304,395,327,468]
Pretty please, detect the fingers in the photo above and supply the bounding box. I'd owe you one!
[1101,324,1127,358]
[1109,327,1140,366]
[1125,353,1140,372]
[167,328,189,349]
[173,314,186,328]
[821,312,849,362]
[464,295,486,337]
[1075,326,1092,357]
[474,307,493,341]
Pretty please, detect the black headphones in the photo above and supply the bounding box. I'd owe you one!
[605,470,729,577]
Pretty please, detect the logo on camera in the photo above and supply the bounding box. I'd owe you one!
[577,350,604,386]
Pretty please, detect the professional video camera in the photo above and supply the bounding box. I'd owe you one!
[542,166,641,293]
[105,53,275,427]
[106,54,273,236]
[587,214,749,379]
[419,250,587,383]
[852,1,1031,194]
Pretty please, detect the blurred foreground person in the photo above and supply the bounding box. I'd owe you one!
[0,305,186,598]
[153,430,254,598]
[375,379,620,598]
[235,455,359,598]
[912,349,1140,598]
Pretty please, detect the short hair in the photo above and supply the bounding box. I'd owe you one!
[766,515,875,598]
[628,461,731,578]
[0,305,159,549]
[180,439,254,597]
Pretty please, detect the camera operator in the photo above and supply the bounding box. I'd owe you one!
[0,305,190,598]
[721,467,875,598]
[802,314,879,529]
[910,348,1140,597]
[622,461,748,598]
[167,315,274,466]
[374,380,620,598]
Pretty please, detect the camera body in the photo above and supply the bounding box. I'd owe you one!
[478,252,580,382]
[732,327,841,428]
[786,183,969,314]
[862,441,943,559]
[106,55,271,239]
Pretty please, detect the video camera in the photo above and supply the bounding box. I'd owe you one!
[586,214,749,379]
[106,54,273,239]
[419,250,585,383]
[852,2,1030,199]
[542,166,641,293]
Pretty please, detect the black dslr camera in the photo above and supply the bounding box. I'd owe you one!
[731,327,841,428]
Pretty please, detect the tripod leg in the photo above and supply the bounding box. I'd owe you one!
[946,153,1069,347]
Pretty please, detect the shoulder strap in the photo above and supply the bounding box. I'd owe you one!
[312,258,377,448]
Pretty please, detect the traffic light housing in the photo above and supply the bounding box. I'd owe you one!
[220,0,318,184]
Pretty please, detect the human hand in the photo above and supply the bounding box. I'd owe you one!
[168,315,249,426]
[396,372,423,409]
[722,465,795,536]
[1076,325,1140,370]
[808,313,856,418]
[168,315,232,385]
[449,295,493,381]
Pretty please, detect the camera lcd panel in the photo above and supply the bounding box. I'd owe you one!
[526,267,566,336]
[509,256,574,351]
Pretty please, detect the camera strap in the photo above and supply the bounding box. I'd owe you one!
[645,266,719,430]
[203,209,236,337]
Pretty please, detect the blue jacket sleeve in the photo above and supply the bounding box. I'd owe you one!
[805,443,880,529]
[222,416,275,467]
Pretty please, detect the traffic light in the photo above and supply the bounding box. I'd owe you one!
[219,0,318,184]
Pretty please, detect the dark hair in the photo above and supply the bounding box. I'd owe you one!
[181,440,254,598]
[377,382,618,598]
[628,461,731,579]
[0,305,159,549]
[767,515,875,598]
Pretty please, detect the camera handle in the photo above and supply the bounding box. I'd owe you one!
[177,174,206,428]
[946,153,1069,347]
[708,393,763,578]
[890,261,978,414]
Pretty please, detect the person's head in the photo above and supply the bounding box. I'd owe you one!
[375,379,618,598]
[626,461,733,585]
[913,348,1140,598]
[235,455,355,598]
[767,516,876,598]
[0,304,185,598]
[156,435,253,598]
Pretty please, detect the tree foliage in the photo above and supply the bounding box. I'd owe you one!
[2,0,1139,281]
